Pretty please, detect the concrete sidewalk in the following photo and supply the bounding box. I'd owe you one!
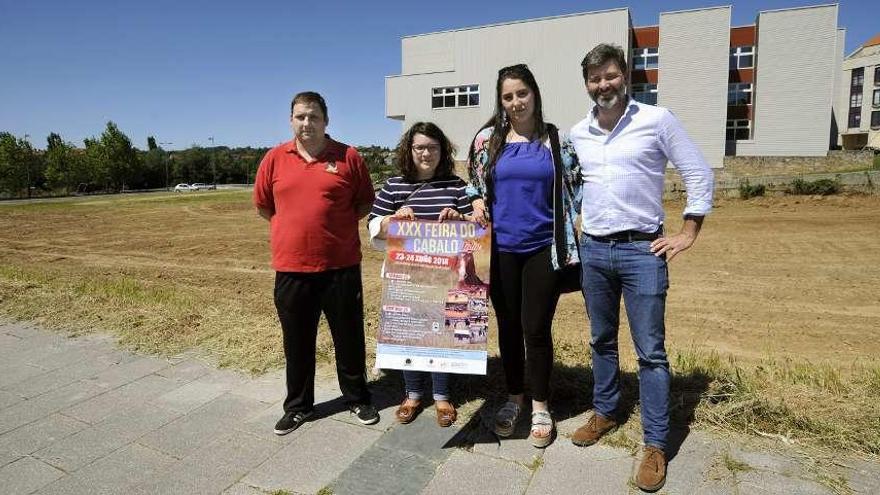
[0,322,876,494]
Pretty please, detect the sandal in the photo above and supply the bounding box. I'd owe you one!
[529,410,555,448]
[395,399,421,424]
[493,401,522,437]
[435,401,457,427]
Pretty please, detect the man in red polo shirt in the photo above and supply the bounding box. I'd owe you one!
[254,91,379,434]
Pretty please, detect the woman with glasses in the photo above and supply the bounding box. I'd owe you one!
[368,121,474,427]
[467,64,582,448]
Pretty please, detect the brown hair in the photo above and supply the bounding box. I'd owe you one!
[290,91,328,120]
[581,43,628,83]
[395,122,457,182]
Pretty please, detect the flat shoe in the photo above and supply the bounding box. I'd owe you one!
[435,403,457,427]
[395,399,421,424]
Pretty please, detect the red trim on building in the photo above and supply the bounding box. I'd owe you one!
[630,70,658,84]
[728,68,754,83]
[730,26,756,47]
[632,26,659,48]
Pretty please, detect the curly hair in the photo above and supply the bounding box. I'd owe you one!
[395,122,457,182]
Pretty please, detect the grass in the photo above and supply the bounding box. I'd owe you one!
[2,190,880,459]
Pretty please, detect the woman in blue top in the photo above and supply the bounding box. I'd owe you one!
[368,122,473,427]
[467,64,581,448]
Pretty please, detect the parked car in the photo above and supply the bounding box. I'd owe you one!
[174,183,193,192]
[191,183,216,191]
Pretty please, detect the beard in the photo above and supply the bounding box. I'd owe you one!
[590,87,625,110]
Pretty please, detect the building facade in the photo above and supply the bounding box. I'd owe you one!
[385,4,844,166]
[840,34,880,150]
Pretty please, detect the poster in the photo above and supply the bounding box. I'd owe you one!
[375,219,491,375]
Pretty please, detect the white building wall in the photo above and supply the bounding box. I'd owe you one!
[832,28,846,147]
[658,7,730,168]
[386,9,631,159]
[735,4,839,156]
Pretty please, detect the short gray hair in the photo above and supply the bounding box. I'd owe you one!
[581,43,628,82]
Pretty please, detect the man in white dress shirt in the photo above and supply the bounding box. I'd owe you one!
[567,43,714,492]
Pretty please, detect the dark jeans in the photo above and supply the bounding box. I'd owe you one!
[580,235,670,450]
[403,371,451,401]
[274,266,371,414]
[490,245,560,402]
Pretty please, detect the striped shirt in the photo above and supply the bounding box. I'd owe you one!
[368,175,474,223]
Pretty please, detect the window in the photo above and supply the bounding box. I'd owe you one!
[852,68,864,88]
[727,83,752,105]
[431,85,479,109]
[631,83,657,105]
[872,111,880,129]
[632,47,659,70]
[849,108,861,128]
[851,93,863,108]
[873,89,880,107]
[726,119,750,140]
[729,46,754,69]
[875,66,880,86]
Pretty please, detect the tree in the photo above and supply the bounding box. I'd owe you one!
[147,136,158,151]
[0,132,41,198]
[100,121,139,191]
[45,132,75,193]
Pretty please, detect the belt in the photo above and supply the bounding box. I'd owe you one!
[586,230,661,243]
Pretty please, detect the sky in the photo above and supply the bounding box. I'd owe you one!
[0,0,875,151]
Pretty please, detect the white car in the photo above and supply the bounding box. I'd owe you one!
[191,183,216,191]
[174,183,193,192]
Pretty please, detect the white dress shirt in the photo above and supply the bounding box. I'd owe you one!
[570,99,714,236]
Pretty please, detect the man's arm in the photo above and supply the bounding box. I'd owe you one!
[356,202,372,220]
[650,214,703,261]
[257,207,274,221]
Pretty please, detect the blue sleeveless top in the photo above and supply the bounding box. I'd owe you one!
[492,141,554,253]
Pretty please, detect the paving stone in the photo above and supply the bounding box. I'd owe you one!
[736,470,832,494]
[222,483,267,495]
[0,363,48,388]
[34,443,177,495]
[2,323,52,340]
[527,441,634,495]
[334,444,441,495]
[421,449,532,495]
[229,370,285,403]
[24,342,100,373]
[4,349,130,399]
[243,418,381,494]
[0,456,66,495]
[848,458,880,494]
[62,374,180,424]
[153,358,212,383]
[0,332,22,348]
[0,380,104,435]
[663,431,726,494]
[234,400,319,442]
[728,446,803,476]
[468,423,547,464]
[0,413,89,467]
[373,413,460,462]
[139,392,267,458]
[0,390,23,411]
[83,356,169,390]
[34,403,181,471]
[133,430,283,495]
[151,375,238,413]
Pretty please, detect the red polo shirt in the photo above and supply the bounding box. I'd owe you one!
[253,137,375,272]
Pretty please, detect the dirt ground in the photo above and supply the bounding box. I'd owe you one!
[1,190,878,373]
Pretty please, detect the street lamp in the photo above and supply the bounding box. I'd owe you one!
[208,136,217,186]
[159,142,172,190]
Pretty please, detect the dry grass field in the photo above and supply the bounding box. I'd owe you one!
[1,190,879,460]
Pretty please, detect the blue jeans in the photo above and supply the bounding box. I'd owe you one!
[579,235,670,450]
[403,371,451,401]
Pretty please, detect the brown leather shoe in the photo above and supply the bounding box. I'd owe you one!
[571,412,618,446]
[395,399,421,424]
[634,446,666,492]
[435,401,457,427]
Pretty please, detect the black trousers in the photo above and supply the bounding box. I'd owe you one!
[274,266,371,413]
[490,245,560,402]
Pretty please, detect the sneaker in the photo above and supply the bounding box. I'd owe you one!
[571,411,618,447]
[349,403,380,425]
[273,410,313,436]
[634,446,667,492]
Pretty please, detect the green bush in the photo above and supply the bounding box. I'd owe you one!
[738,180,765,199]
[787,177,841,196]
[873,153,880,170]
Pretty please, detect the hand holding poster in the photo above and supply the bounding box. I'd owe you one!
[376,219,491,375]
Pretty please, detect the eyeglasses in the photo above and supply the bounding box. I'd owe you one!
[412,144,441,154]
